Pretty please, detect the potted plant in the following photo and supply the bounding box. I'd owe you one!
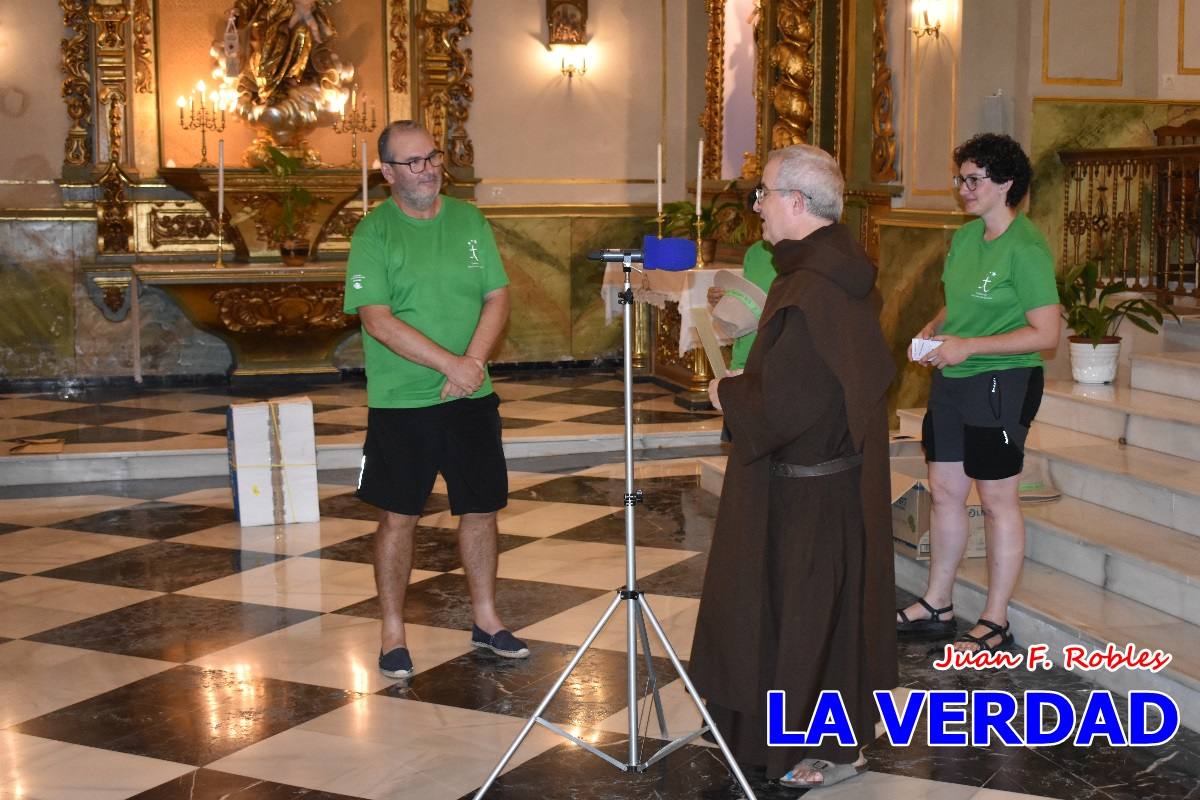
[261,145,317,265]
[1057,260,1177,384]
[661,182,743,262]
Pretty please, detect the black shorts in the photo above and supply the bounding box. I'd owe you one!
[357,393,508,516]
[922,367,1044,481]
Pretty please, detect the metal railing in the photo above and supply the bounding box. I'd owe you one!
[1058,144,1200,300]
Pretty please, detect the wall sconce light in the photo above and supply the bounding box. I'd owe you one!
[911,1,942,40]
[548,0,588,78]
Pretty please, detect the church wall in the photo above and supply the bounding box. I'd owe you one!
[0,0,72,210]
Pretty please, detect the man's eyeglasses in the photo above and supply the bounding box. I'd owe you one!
[753,185,808,204]
[952,174,991,191]
[383,150,444,174]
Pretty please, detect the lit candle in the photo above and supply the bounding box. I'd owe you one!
[361,141,369,216]
[656,142,663,219]
[217,139,225,235]
[695,138,704,216]
[177,96,185,126]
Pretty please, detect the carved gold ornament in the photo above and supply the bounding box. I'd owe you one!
[417,1,475,186]
[870,0,897,182]
[133,0,153,93]
[60,0,92,168]
[700,0,724,180]
[770,0,816,149]
[211,284,357,336]
[390,0,409,93]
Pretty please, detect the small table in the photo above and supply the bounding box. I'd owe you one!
[601,262,743,407]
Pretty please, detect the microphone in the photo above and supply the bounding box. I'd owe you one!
[586,236,698,271]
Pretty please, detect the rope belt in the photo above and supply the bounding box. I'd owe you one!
[770,452,863,478]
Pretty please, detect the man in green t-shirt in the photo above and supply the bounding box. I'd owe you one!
[344,121,527,679]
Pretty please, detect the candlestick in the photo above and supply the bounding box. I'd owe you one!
[656,142,663,220]
[333,91,377,167]
[178,81,226,167]
[361,142,369,216]
[216,139,225,267]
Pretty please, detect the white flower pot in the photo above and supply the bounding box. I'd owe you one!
[1069,340,1121,384]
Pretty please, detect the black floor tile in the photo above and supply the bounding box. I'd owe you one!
[54,501,237,538]
[20,404,174,425]
[335,573,607,631]
[0,570,20,583]
[509,474,701,507]
[571,409,720,425]
[313,423,366,436]
[319,491,449,520]
[0,523,23,535]
[455,735,789,800]
[532,388,668,406]
[132,768,369,799]
[53,426,185,445]
[552,488,716,552]
[491,374,612,388]
[381,639,676,727]
[38,541,282,592]
[501,417,551,430]
[15,665,355,766]
[28,594,318,661]
[636,553,709,598]
[308,528,536,572]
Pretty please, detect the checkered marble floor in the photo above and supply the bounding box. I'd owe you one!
[1,452,1198,799]
[0,373,723,457]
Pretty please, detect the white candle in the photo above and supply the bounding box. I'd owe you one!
[361,141,369,216]
[217,139,225,234]
[695,139,704,216]
[656,142,663,217]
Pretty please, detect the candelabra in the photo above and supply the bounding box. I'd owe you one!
[333,90,377,167]
[694,215,706,268]
[176,84,226,168]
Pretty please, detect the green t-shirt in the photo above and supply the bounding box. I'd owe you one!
[343,196,509,408]
[729,241,778,370]
[940,213,1059,378]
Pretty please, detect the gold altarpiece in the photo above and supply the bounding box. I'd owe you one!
[69,0,478,377]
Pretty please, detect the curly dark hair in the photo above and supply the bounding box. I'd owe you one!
[953,133,1032,207]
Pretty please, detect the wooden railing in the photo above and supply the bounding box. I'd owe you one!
[1058,145,1200,300]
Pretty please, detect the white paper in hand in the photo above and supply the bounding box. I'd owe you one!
[910,338,944,362]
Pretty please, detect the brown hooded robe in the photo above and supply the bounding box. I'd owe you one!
[689,223,897,777]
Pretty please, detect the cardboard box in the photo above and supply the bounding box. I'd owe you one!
[891,471,986,560]
[227,397,320,528]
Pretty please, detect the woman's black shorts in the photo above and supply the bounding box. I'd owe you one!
[921,367,1044,481]
[357,393,508,517]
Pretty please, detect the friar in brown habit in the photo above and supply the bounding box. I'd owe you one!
[690,144,897,790]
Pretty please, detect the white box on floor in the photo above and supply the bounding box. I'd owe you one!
[890,471,986,560]
[227,397,320,527]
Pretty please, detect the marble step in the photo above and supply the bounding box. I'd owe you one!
[896,410,1200,538]
[1131,350,1200,401]
[894,547,1200,733]
[1037,379,1200,461]
[0,428,723,487]
[1022,496,1200,627]
[1164,312,1200,350]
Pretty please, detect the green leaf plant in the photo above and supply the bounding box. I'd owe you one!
[1057,260,1178,346]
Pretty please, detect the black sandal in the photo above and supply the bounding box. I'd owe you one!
[955,618,1014,653]
[896,598,955,635]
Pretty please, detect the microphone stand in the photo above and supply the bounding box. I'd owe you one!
[472,252,757,799]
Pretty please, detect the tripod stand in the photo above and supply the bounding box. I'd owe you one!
[473,255,758,799]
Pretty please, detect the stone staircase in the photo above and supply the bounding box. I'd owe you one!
[894,317,1200,731]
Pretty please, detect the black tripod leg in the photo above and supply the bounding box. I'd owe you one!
[634,604,669,737]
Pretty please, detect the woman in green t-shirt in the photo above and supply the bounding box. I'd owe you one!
[895,134,1061,654]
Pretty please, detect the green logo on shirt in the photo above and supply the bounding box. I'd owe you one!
[467,239,481,268]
